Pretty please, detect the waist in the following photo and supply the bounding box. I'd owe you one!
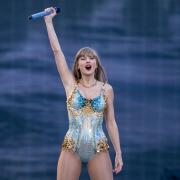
[66,126,106,142]
[62,127,109,155]
[67,108,104,120]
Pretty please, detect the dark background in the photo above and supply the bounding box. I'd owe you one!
[0,0,180,179]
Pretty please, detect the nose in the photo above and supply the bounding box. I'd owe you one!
[85,57,91,63]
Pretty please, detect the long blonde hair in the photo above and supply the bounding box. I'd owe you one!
[72,47,107,83]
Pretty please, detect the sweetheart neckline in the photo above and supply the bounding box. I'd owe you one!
[77,89,102,101]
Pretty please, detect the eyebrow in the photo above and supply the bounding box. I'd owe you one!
[80,55,95,58]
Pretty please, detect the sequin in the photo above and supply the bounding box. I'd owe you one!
[61,135,75,151]
[96,138,110,152]
[61,82,109,162]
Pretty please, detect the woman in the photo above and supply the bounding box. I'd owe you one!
[44,7,123,180]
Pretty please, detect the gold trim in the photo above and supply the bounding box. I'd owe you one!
[61,135,75,151]
[96,138,109,153]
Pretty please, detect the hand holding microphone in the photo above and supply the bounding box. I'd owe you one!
[28,7,60,21]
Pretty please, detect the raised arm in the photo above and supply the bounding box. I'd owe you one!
[44,7,75,91]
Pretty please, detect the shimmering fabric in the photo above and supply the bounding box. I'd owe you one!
[61,82,110,162]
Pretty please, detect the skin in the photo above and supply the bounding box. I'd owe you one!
[44,7,123,180]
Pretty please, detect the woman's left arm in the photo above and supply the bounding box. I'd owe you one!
[104,84,123,174]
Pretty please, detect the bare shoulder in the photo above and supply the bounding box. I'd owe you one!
[103,82,114,100]
[98,81,112,88]
[104,82,113,92]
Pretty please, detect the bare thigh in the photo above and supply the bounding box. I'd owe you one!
[57,149,82,180]
[87,152,113,180]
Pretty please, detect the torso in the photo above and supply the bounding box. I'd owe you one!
[65,80,108,101]
[61,80,110,162]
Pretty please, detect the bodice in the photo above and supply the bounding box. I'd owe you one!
[62,82,109,161]
[66,83,107,123]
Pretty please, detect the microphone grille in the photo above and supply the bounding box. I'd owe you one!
[55,7,60,14]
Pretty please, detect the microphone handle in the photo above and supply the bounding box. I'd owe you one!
[29,11,50,20]
[28,7,60,20]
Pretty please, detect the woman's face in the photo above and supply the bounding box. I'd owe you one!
[78,55,97,76]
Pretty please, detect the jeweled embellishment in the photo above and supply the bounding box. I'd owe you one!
[61,135,75,151]
[96,139,109,152]
[81,100,95,114]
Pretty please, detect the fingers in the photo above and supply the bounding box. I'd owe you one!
[44,7,57,17]
[45,7,55,13]
[44,7,57,23]
[113,165,122,174]
[113,161,123,174]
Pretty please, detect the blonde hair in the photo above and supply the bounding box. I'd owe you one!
[72,47,107,83]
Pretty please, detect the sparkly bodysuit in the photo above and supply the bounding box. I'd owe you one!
[61,82,109,163]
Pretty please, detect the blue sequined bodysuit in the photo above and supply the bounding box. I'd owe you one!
[61,82,109,163]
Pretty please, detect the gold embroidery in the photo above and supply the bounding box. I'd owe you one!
[66,88,79,117]
[81,100,95,114]
[66,88,76,111]
[96,138,109,152]
[66,88,104,117]
[61,135,75,151]
[102,87,107,108]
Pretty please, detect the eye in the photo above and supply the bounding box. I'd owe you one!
[80,57,86,60]
[90,57,95,60]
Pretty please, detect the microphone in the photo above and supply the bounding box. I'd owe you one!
[28,7,60,20]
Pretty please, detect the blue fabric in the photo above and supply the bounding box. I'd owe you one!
[63,83,109,162]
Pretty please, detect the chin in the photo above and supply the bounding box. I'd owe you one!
[83,71,95,76]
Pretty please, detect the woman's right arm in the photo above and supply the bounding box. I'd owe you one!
[44,7,75,91]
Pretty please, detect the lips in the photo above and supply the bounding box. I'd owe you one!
[85,64,92,70]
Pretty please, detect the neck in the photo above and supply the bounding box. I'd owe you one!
[79,76,96,86]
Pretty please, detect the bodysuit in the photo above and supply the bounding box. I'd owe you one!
[61,82,109,163]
